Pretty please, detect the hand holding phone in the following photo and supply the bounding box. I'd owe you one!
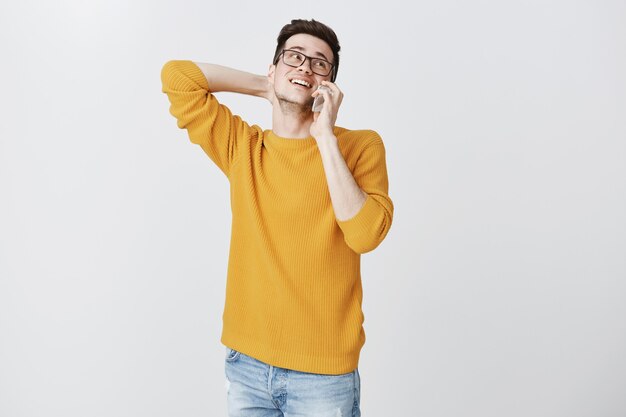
[312,85,331,112]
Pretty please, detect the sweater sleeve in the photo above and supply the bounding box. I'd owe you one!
[336,134,394,254]
[161,60,250,177]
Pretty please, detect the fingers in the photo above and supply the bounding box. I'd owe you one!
[311,85,331,98]
[311,81,342,97]
[321,81,342,102]
[318,81,343,106]
[320,80,341,95]
[311,81,343,104]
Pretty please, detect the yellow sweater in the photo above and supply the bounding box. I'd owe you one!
[161,60,393,375]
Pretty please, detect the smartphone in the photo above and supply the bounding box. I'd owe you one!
[312,86,330,112]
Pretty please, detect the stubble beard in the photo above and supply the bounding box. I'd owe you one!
[275,87,314,117]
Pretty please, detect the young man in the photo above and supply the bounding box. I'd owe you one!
[161,19,393,416]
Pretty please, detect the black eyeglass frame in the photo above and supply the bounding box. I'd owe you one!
[275,49,336,79]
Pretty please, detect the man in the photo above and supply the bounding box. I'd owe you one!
[161,18,393,416]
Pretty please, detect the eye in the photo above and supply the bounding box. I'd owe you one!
[287,51,304,60]
[314,60,329,69]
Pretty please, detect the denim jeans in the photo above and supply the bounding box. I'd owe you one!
[224,347,361,417]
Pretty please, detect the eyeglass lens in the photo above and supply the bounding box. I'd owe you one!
[282,50,332,76]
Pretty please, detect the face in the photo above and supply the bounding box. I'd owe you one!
[268,33,334,111]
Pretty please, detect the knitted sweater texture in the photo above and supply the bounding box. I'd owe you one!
[161,60,393,374]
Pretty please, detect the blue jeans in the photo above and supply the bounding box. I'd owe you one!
[224,347,361,417]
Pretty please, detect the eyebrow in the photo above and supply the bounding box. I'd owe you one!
[286,45,331,62]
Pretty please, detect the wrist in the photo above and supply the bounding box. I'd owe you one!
[314,132,338,147]
[259,75,272,101]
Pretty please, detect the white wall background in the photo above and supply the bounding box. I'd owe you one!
[1,0,625,416]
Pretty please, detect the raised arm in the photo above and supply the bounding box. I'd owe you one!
[161,60,266,177]
[192,62,272,102]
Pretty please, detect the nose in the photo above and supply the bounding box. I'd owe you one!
[297,57,313,74]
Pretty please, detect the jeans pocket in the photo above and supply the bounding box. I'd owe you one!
[225,347,241,363]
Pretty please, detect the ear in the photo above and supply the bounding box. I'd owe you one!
[267,64,275,85]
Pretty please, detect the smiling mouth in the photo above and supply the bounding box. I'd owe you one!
[290,78,312,89]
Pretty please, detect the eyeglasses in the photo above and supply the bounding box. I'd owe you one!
[277,49,334,77]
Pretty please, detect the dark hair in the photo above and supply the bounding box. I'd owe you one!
[272,19,341,82]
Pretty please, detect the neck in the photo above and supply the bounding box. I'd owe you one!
[271,98,315,139]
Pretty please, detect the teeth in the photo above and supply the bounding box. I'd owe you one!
[291,79,311,87]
